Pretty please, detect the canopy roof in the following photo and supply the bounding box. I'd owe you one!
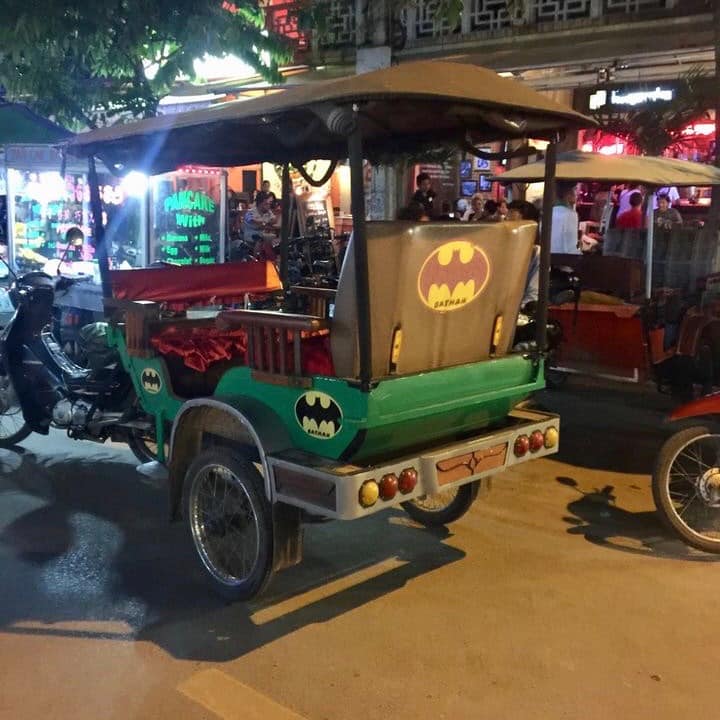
[494,150,720,187]
[66,61,593,175]
[0,101,71,146]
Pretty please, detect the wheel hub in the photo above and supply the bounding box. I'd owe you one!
[698,467,720,507]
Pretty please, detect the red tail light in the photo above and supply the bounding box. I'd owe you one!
[398,468,418,494]
[514,435,530,457]
[379,474,399,501]
[529,430,544,452]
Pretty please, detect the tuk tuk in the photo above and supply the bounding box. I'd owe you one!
[55,61,590,600]
[497,151,720,392]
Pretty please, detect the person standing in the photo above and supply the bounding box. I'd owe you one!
[617,183,641,216]
[550,182,580,254]
[412,172,436,218]
[616,191,644,229]
[655,193,683,229]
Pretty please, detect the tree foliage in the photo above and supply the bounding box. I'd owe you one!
[0,0,291,129]
[591,69,713,157]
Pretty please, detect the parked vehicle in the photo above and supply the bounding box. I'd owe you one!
[0,257,159,462]
[653,393,720,552]
[2,61,594,600]
[497,152,720,392]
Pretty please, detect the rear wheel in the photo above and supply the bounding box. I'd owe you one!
[652,426,720,553]
[401,481,480,527]
[0,375,31,447]
[183,448,274,600]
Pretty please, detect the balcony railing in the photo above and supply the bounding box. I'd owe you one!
[268,0,698,54]
[410,0,676,40]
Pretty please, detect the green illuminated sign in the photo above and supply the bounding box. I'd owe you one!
[163,190,216,214]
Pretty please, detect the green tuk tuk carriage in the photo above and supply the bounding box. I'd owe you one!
[62,61,591,600]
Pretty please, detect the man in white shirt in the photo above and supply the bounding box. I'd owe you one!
[551,182,580,254]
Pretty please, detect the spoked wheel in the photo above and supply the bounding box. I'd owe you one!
[653,426,720,553]
[401,481,480,527]
[183,448,273,600]
[0,375,31,448]
[127,427,169,464]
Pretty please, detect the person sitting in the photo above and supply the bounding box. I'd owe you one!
[655,193,683,230]
[244,191,279,261]
[481,199,500,222]
[616,191,644,229]
[466,193,485,221]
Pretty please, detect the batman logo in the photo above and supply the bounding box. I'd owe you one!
[141,368,162,394]
[417,240,490,312]
[295,391,342,440]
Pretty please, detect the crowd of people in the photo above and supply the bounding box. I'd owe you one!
[399,172,692,259]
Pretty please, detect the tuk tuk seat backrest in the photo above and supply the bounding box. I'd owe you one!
[330,220,536,379]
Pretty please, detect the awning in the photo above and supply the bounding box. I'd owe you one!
[0,102,71,146]
[66,60,594,174]
[493,150,720,186]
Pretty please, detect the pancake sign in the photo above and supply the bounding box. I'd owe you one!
[417,240,490,312]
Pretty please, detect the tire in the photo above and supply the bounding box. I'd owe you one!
[652,425,720,553]
[0,375,31,448]
[401,481,480,527]
[183,447,274,600]
[127,427,169,464]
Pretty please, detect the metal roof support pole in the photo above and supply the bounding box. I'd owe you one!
[87,155,111,299]
[645,192,656,300]
[280,163,291,286]
[536,138,557,356]
[348,109,372,391]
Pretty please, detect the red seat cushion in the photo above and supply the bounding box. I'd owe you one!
[111,262,281,310]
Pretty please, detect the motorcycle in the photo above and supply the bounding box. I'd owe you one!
[513,265,581,389]
[652,393,720,553]
[0,232,157,462]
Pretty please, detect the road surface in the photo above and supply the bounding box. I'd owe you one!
[0,382,718,719]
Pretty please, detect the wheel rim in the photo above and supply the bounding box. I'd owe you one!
[0,377,26,441]
[410,487,459,513]
[664,433,720,545]
[189,464,260,586]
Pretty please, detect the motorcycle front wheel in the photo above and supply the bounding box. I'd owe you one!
[0,375,31,447]
[652,426,720,553]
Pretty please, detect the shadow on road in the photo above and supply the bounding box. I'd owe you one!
[0,445,465,661]
[558,476,720,562]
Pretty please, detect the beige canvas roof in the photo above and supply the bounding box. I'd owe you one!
[494,150,720,186]
[66,61,593,174]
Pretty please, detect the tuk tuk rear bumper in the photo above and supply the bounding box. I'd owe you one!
[268,408,559,520]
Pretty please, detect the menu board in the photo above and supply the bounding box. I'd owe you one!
[295,191,334,236]
[150,173,223,265]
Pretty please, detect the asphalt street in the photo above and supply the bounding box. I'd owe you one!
[1,381,718,720]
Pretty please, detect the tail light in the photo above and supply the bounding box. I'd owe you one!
[359,480,379,507]
[544,427,559,449]
[398,467,418,494]
[529,430,544,452]
[514,435,530,457]
[379,474,399,501]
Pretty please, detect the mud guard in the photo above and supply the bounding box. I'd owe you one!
[272,502,304,572]
[670,393,720,421]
